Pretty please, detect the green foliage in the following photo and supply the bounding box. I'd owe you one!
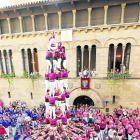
[1,71,16,88]
[107,70,130,84]
[22,71,41,89]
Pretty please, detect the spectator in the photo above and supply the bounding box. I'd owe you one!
[14,132,21,140]
[108,127,116,140]
[17,114,24,134]
[112,133,119,140]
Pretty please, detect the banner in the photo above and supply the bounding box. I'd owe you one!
[81,77,90,89]
[61,30,72,42]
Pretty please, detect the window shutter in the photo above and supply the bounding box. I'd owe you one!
[48,13,59,30]
[107,5,121,24]
[62,11,73,29]
[124,3,139,23]
[23,16,32,32]
[35,15,45,31]
[11,18,20,33]
[76,9,88,28]
[0,19,9,34]
[91,7,104,26]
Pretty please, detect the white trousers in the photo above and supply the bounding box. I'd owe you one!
[58,101,61,107]
[53,60,58,71]
[49,82,55,96]
[63,59,67,69]
[62,124,67,129]
[66,97,70,109]
[61,102,66,113]
[12,126,16,136]
[118,135,122,140]
[45,102,49,114]
[64,79,69,90]
[54,79,58,89]
[5,127,9,137]
[57,58,62,69]
[128,134,132,140]
[67,118,71,124]
[57,119,61,125]
[45,80,49,93]
[32,121,36,127]
[46,60,52,72]
[100,130,105,140]
[49,106,56,119]
[97,132,101,140]
[83,117,88,122]
[58,80,64,93]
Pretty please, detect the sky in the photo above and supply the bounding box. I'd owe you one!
[0,0,15,8]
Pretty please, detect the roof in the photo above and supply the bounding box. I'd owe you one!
[0,0,74,11]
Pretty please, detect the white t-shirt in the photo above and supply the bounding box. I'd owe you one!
[83,70,87,75]
[89,113,92,118]
[108,129,116,138]
[123,66,126,73]
[25,116,31,121]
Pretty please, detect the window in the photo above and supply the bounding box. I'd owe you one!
[9,50,14,73]
[77,46,81,77]
[113,96,115,104]
[23,16,32,32]
[91,7,104,26]
[108,44,114,72]
[48,13,59,30]
[124,43,131,70]
[62,11,73,29]
[8,92,11,98]
[35,15,45,31]
[21,49,28,72]
[3,50,10,74]
[33,48,39,72]
[61,47,65,69]
[11,18,20,33]
[83,45,89,69]
[124,3,139,23]
[76,9,88,27]
[0,51,4,73]
[107,5,121,24]
[0,19,9,34]
[91,45,96,70]
[27,49,33,74]
[31,92,33,99]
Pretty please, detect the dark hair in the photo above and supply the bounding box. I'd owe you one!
[16,132,18,135]
[47,90,50,93]
[51,69,54,73]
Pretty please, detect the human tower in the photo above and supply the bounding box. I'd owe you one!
[44,35,71,129]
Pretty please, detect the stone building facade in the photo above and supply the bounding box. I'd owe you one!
[0,0,140,113]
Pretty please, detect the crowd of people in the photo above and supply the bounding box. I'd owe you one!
[79,68,96,78]
[0,101,140,140]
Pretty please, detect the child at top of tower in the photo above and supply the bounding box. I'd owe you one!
[48,35,57,51]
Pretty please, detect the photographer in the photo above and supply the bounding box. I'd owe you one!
[17,114,24,134]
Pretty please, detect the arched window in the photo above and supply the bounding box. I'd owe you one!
[108,44,114,72]
[83,45,89,70]
[21,49,28,72]
[0,51,4,73]
[91,45,96,70]
[124,43,131,70]
[77,46,81,77]
[9,50,14,73]
[27,49,33,74]
[33,48,39,72]
[115,43,122,72]
[61,47,65,69]
[3,50,10,74]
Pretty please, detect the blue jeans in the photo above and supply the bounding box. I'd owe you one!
[88,118,92,123]
[19,125,23,134]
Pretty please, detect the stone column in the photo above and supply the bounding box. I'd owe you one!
[58,12,62,30]
[7,51,12,74]
[18,16,23,33]
[31,49,35,73]
[81,48,84,77]
[31,15,35,32]
[2,51,6,73]
[121,3,126,24]
[72,10,76,28]
[26,50,30,74]
[6,18,11,34]
[88,8,92,27]
[44,13,48,31]
[121,46,126,73]
[113,46,117,74]
[89,48,91,73]
[104,6,108,25]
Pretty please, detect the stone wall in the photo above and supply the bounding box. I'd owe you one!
[0,77,140,113]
